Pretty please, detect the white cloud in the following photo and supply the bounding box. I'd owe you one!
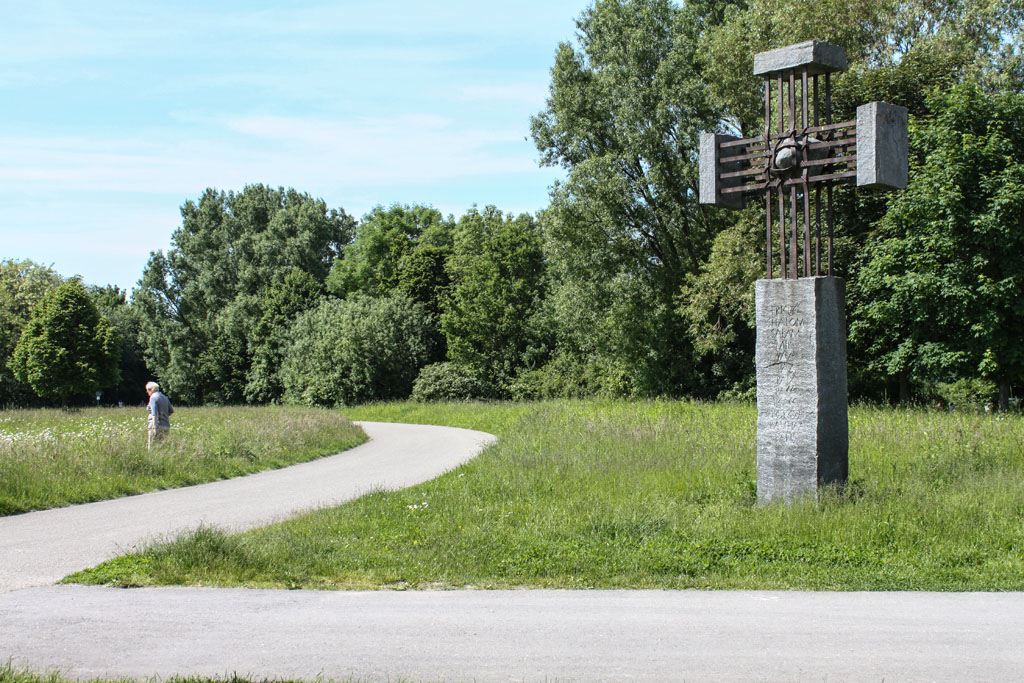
[0,134,242,194]
[0,110,539,199]
[456,82,550,104]
[0,1,569,64]
[227,113,536,182]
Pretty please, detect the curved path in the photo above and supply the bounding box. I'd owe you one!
[3,422,1024,681]
[0,421,496,593]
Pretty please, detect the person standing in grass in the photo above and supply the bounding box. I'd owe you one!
[145,381,174,450]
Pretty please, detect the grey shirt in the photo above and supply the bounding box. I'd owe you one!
[147,391,174,429]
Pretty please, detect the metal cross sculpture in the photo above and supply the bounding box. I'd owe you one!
[700,41,908,278]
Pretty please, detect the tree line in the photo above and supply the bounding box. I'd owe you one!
[2,0,1022,410]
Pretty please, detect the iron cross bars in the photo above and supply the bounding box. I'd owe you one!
[699,41,908,279]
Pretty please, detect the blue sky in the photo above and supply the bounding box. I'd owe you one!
[1,1,590,291]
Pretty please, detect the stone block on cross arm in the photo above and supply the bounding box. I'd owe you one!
[856,101,909,190]
[699,132,745,209]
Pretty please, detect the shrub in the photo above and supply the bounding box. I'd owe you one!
[411,362,488,402]
[930,378,998,412]
[281,293,437,406]
[507,354,599,400]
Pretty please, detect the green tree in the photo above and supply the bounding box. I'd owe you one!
[442,207,547,394]
[0,259,62,405]
[134,185,355,404]
[281,293,437,406]
[11,279,120,403]
[537,227,693,397]
[530,0,739,397]
[324,203,453,363]
[245,268,324,403]
[326,204,453,300]
[395,243,453,320]
[677,214,763,398]
[89,284,151,405]
[848,84,1024,408]
[532,0,731,291]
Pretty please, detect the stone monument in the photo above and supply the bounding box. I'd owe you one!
[699,41,907,504]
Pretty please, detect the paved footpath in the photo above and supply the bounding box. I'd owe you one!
[2,422,1023,682]
[0,421,495,593]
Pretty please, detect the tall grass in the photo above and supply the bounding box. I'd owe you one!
[69,400,1024,591]
[0,406,366,515]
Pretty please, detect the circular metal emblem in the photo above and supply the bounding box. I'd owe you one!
[770,134,806,178]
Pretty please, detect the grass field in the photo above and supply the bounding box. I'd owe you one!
[68,399,1024,591]
[0,406,366,516]
[0,663,393,683]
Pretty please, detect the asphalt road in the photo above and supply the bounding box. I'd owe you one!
[2,421,1023,681]
[3,586,1023,681]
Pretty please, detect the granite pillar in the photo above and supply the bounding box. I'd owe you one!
[755,277,848,504]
